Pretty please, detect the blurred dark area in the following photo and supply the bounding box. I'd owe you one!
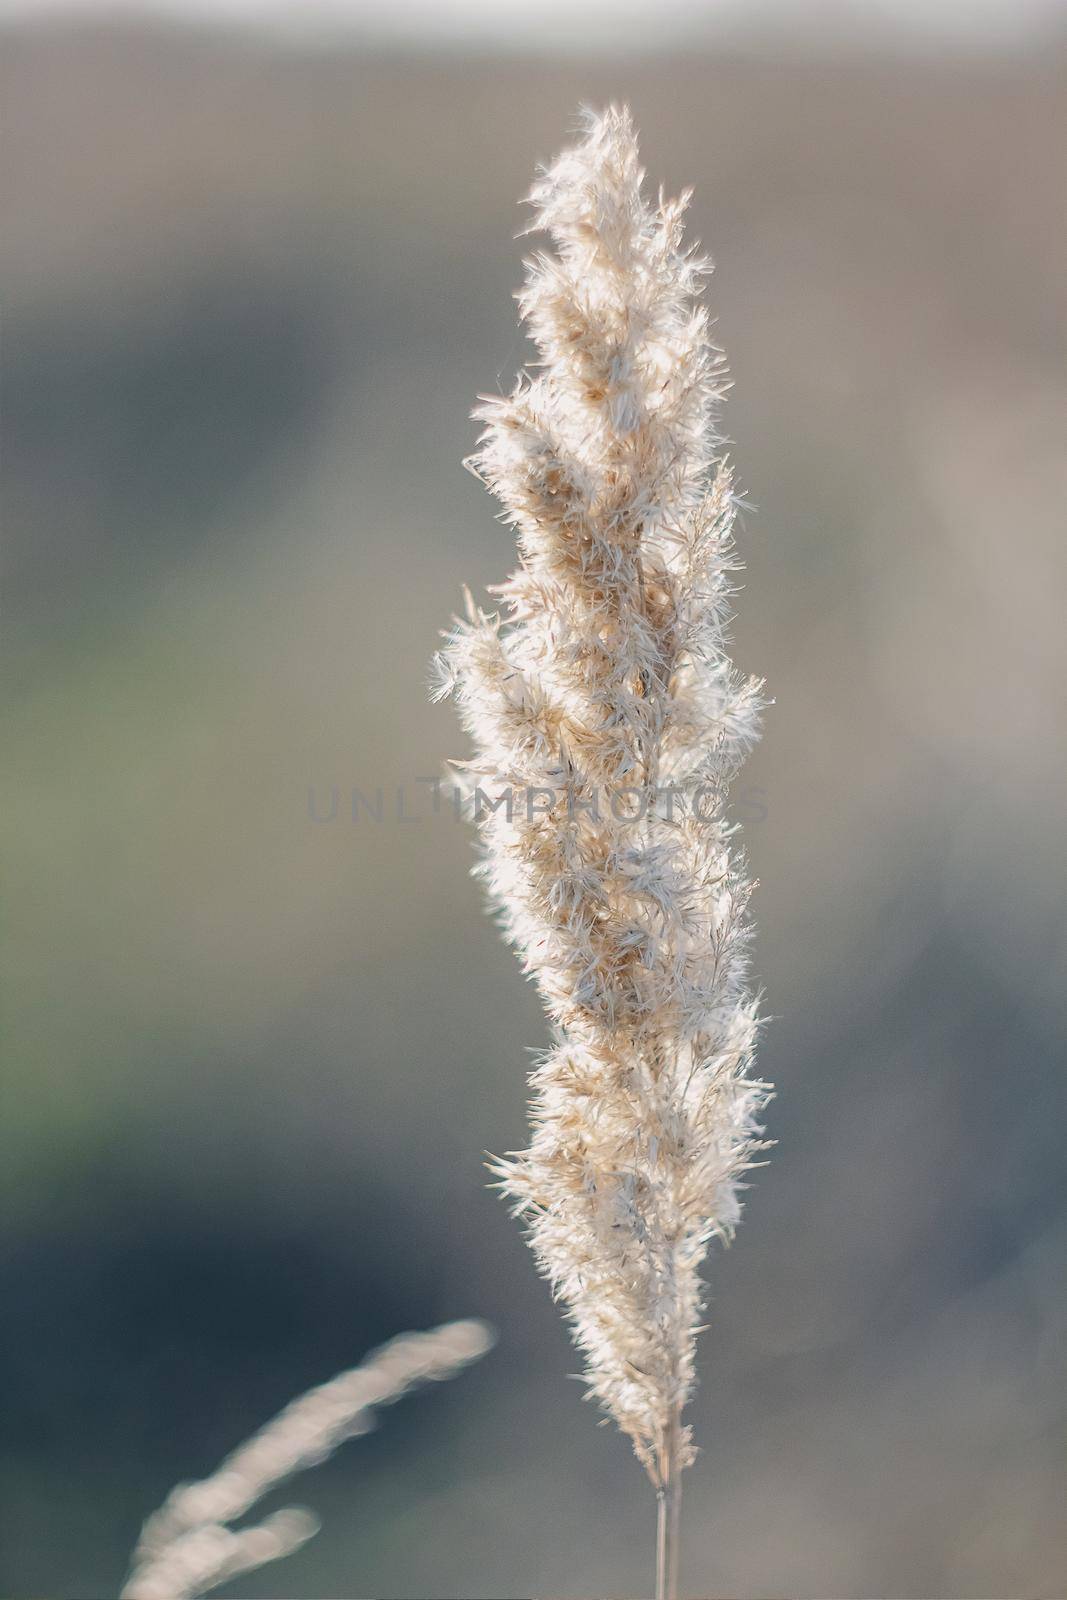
[2,17,1066,1598]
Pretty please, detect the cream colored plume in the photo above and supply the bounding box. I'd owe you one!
[434,105,771,1542]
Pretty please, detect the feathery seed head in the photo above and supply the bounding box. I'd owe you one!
[436,106,770,1491]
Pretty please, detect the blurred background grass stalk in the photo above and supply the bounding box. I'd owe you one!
[121,1320,494,1599]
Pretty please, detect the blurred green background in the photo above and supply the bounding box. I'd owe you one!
[3,7,1066,1596]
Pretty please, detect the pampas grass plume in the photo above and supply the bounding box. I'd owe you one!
[435,105,771,1598]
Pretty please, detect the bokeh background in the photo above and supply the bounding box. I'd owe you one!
[3,2,1066,1595]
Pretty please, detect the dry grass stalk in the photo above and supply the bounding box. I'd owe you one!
[121,1318,494,1599]
[434,105,771,1597]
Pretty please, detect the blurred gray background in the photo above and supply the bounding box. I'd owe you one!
[3,2,1066,1595]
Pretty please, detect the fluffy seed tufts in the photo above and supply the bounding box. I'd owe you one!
[436,106,771,1494]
